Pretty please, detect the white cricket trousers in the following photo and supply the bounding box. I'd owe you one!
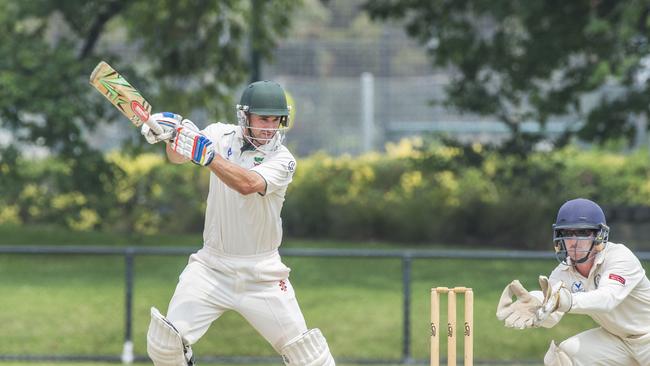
[165,248,308,352]
[551,327,650,366]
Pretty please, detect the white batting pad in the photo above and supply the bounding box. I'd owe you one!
[543,341,573,366]
[281,328,335,366]
[147,307,193,366]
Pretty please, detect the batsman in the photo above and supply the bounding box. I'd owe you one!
[141,80,336,366]
[496,198,650,365]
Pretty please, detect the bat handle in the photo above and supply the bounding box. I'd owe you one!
[145,117,165,135]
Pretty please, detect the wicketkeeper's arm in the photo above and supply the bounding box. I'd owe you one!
[207,155,267,195]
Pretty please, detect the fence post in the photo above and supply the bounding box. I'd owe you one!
[361,72,375,153]
[402,254,413,364]
[121,248,135,364]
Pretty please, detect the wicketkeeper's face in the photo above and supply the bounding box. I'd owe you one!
[248,113,282,144]
[560,229,596,261]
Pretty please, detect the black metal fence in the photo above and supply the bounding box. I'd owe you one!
[1,246,648,365]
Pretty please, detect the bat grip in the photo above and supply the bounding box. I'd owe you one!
[145,117,165,135]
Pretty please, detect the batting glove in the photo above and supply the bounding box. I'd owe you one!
[141,112,182,144]
[171,120,215,166]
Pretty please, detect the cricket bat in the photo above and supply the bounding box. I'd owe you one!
[89,61,163,134]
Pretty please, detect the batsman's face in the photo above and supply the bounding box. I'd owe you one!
[248,114,281,144]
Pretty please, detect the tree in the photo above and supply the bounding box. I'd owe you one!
[0,0,301,209]
[0,0,300,159]
[364,0,650,153]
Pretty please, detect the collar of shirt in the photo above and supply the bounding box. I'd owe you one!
[240,139,256,153]
[593,244,607,266]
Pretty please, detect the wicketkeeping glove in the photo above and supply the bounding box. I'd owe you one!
[533,276,572,326]
[170,120,215,166]
[496,280,542,329]
[141,112,182,144]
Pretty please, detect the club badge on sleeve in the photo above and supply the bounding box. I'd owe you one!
[608,273,626,285]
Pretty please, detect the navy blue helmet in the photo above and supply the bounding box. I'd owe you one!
[553,198,609,266]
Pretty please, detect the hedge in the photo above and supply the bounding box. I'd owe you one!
[1,139,649,248]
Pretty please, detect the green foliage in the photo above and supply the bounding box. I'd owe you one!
[364,0,650,151]
[0,152,209,235]
[0,0,302,190]
[2,140,650,247]
[284,139,650,248]
[1,0,301,137]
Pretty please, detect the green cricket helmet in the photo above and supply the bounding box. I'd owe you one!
[236,81,292,150]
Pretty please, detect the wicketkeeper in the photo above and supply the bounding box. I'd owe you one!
[496,198,650,365]
[141,80,336,366]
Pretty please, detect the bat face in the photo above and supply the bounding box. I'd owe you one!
[89,61,161,134]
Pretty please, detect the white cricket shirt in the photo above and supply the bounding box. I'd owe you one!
[200,122,296,256]
[545,242,650,338]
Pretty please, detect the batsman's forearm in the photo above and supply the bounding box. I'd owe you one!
[208,155,266,195]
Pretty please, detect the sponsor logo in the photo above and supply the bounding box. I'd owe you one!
[278,280,288,292]
[131,101,149,122]
[594,274,601,289]
[288,160,296,172]
[571,281,585,292]
[608,273,626,285]
[227,147,232,160]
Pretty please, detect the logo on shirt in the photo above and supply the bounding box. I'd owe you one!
[288,160,296,172]
[254,156,264,166]
[279,280,288,292]
[594,274,601,289]
[227,147,233,160]
[571,281,585,293]
[608,273,626,285]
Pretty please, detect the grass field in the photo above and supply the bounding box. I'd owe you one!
[2,224,642,365]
